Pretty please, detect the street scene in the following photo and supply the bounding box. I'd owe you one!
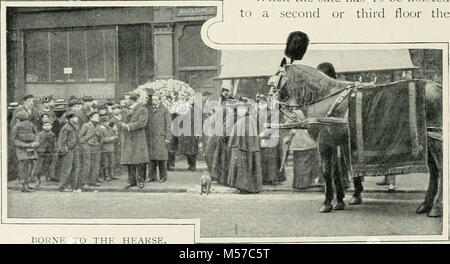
[4,6,444,240]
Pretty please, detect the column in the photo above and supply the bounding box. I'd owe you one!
[153,24,174,80]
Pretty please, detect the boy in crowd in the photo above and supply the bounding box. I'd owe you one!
[11,110,39,192]
[58,111,81,192]
[97,103,110,180]
[97,115,119,181]
[78,96,95,125]
[79,110,102,188]
[33,120,57,186]
[38,95,56,126]
[110,104,123,175]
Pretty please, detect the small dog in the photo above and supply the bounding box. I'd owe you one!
[200,173,212,195]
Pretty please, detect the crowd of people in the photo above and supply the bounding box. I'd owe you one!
[8,89,201,192]
[8,84,330,195]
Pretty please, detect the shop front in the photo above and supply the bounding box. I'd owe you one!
[6,6,218,102]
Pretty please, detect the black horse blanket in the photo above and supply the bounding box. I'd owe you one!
[348,80,428,177]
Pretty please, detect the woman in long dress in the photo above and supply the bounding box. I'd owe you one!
[258,99,285,185]
[211,88,234,185]
[228,102,263,193]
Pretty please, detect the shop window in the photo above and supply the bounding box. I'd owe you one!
[25,28,116,83]
[179,25,217,67]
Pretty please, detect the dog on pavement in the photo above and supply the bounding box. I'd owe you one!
[200,173,212,195]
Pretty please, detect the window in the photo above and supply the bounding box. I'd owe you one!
[25,28,116,83]
[179,25,218,67]
[177,24,219,93]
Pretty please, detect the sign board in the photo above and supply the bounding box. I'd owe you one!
[64,67,73,74]
[176,7,216,16]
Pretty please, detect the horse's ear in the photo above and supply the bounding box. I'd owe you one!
[280,57,287,67]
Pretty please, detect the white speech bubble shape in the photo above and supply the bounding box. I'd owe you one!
[203,0,447,50]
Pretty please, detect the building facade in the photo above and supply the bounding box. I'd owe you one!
[6,6,219,103]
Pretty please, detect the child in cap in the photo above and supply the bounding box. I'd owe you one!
[58,111,82,192]
[10,110,39,192]
[97,115,119,181]
[79,110,102,188]
[33,121,57,186]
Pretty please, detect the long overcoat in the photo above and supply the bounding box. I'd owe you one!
[146,105,172,161]
[121,103,149,165]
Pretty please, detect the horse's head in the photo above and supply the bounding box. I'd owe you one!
[268,63,353,109]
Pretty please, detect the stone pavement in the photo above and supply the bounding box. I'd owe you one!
[7,160,429,194]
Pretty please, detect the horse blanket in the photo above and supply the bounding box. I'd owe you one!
[348,80,428,177]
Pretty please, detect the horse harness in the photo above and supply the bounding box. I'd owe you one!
[270,66,361,120]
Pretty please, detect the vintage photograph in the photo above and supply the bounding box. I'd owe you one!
[3,5,445,240]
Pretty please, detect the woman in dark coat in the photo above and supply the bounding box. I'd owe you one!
[178,104,200,171]
[228,102,263,193]
[211,88,234,185]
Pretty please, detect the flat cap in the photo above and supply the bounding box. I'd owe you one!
[82,95,94,102]
[22,94,34,101]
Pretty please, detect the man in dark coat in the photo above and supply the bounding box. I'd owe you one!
[178,104,200,171]
[146,93,172,183]
[120,93,149,188]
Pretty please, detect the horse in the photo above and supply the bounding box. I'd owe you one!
[270,63,443,215]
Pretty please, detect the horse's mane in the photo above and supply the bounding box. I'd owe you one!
[282,64,353,106]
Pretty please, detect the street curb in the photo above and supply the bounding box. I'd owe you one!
[7,185,188,193]
[7,185,426,194]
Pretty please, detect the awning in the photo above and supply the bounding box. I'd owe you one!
[217,49,417,79]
